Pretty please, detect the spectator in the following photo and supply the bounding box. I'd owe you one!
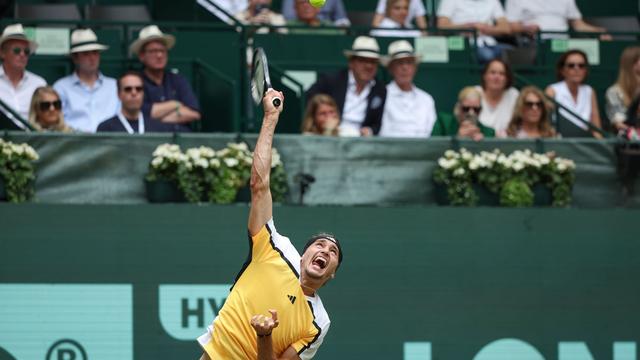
[432,86,495,140]
[436,0,511,63]
[287,0,344,35]
[606,46,640,132]
[370,0,422,38]
[235,0,287,34]
[306,36,386,136]
[281,0,350,26]
[207,0,248,24]
[0,24,46,120]
[372,0,427,31]
[301,94,340,136]
[130,25,201,132]
[53,29,119,133]
[379,40,436,138]
[505,0,608,39]
[475,59,519,132]
[502,86,556,139]
[97,72,173,133]
[27,86,72,132]
[545,49,602,138]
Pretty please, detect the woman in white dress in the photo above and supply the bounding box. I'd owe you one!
[475,59,519,132]
[545,49,602,138]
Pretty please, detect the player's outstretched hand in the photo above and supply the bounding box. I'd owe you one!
[251,309,279,336]
[263,89,284,115]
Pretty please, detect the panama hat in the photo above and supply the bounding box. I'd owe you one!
[69,28,108,54]
[129,25,175,56]
[0,24,38,53]
[343,36,380,60]
[381,40,421,67]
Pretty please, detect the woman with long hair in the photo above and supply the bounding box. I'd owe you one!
[475,59,519,132]
[606,46,640,131]
[28,86,72,132]
[545,49,602,138]
[504,86,556,139]
[301,94,340,136]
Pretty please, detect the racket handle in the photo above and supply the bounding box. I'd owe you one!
[272,97,282,108]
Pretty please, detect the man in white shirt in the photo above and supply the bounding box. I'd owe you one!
[379,40,436,138]
[54,29,119,133]
[0,24,46,120]
[505,0,607,38]
[437,0,511,63]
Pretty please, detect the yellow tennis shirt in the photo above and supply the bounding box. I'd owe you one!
[198,219,331,359]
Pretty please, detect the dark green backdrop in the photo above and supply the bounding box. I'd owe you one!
[1,204,639,359]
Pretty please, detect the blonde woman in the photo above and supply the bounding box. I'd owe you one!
[503,86,556,139]
[432,86,495,140]
[606,46,640,131]
[301,94,340,136]
[28,86,72,132]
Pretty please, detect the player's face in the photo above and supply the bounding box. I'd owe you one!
[300,239,340,285]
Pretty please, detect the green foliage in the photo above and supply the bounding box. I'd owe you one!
[500,179,534,207]
[0,139,39,203]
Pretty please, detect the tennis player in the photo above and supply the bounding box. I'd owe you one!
[198,89,343,360]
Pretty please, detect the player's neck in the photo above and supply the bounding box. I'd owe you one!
[299,279,318,297]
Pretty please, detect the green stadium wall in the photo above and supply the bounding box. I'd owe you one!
[0,204,639,359]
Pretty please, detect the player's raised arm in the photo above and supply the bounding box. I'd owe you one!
[248,89,284,236]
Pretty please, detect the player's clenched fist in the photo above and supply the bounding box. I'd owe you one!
[251,309,279,336]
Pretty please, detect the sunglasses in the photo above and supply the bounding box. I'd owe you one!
[122,86,143,94]
[462,106,482,114]
[11,47,31,56]
[38,100,62,111]
[524,101,543,109]
[565,62,586,69]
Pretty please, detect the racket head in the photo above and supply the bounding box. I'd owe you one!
[251,47,281,108]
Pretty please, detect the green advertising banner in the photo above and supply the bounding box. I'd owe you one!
[0,204,639,359]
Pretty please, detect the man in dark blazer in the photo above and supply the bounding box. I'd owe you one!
[97,71,175,133]
[306,36,386,136]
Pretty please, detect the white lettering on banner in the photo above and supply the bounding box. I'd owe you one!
[0,284,133,360]
[158,284,231,340]
[404,339,637,360]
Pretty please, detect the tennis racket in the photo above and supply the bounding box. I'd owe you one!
[251,47,282,108]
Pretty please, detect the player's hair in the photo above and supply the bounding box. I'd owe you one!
[303,233,343,269]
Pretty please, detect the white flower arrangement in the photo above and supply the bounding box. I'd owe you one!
[0,139,39,202]
[433,148,575,207]
[146,142,288,204]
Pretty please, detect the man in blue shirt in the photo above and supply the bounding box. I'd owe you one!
[129,25,201,132]
[53,28,119,133]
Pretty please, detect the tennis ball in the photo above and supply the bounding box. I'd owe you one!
[309,0,326,8]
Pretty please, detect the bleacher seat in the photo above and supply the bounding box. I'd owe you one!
[14,4,82,24]
[84,5,152,22]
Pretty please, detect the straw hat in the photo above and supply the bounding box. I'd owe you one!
[381,40,421,67]
[0,24,38,53]
[69,28,108,54]
[343,36,380,60]
[128,25,175,56]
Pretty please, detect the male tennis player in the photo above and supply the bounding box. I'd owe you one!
[198,89,343,360]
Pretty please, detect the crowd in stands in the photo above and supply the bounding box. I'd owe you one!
[0,23,200,134]
[0,0,637,140]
